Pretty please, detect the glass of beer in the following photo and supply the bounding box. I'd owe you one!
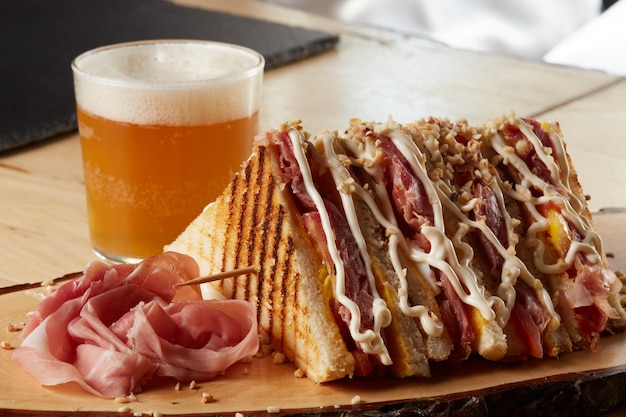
[72,40,264,264]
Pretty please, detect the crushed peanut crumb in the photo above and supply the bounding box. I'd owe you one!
[189,380,199,390]
[7,322,24,332]
[1,341,12,350]
[258,332,270,345]
[260,344,274,355]
[267,405,281,414]
[293,368,305,378]
[202,392,214,403]
[174,382,181,391]
[117,406,131,413]
[114,396,133,404]
[41,279,54,287]
[272,352,286,364]
[351,395,362,405]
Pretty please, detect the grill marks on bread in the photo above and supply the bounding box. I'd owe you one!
[215,146,301,356]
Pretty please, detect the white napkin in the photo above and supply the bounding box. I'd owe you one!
[544,0,626,76]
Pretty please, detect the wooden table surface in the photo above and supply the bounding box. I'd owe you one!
[1,0,625,415]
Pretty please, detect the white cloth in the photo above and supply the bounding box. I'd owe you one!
[264,0,601,60]
[544,0,626,76]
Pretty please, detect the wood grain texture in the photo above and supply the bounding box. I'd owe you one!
[0,210,625,416]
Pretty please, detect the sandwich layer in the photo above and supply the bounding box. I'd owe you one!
[167,113,626,382]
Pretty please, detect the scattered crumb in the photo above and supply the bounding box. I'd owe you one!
[201,393,214,403]
[189,380,199,390]
[152,411,163,417]
[174,382,181,391]
[258,332,270,345]
[293,368,305,378]
[114,396,133,404]
[41,279,54,287]
[117,405,131,413]
[7,322,24,332]
[260,344,274,355]
[267,405,281,414]
[351,395,362,405]
[235,413,244,417]
[272,352,286,364]
[1,341,12,350]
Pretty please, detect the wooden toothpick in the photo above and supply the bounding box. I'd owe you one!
[173,266,257,287]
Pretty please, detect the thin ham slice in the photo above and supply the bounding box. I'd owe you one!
[12,252,259,398]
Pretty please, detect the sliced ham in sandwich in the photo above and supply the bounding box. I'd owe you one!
[166,114,626,382]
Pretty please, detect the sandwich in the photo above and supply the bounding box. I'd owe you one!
[166,121,450,381]
[483,114,626,351]
[402,117,569,359]
[166,114,626,382]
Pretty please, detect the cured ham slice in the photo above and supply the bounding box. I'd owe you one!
[12,252,258,398]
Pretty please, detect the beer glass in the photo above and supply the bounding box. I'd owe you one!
[72,40,264,264]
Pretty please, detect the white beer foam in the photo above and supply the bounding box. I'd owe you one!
[73,42,263,126]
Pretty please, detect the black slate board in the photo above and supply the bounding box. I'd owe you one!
[0,0,339,153]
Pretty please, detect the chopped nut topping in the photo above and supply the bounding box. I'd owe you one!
[7,322,24,332]
[272,352,286,364]
[114,396,133,404]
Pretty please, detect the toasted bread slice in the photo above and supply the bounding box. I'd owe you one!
[166,143,356,382]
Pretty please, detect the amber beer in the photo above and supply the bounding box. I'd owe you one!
[72,41,264,263]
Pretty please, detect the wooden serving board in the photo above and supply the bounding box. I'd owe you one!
[1,210,626,416]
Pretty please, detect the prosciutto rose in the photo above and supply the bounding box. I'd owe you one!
[12,252,258,398]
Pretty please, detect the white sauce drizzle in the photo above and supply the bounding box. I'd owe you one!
[286,129,392,363]
[432,160,559,329]
[326,134,445,337]
[282,115,608,353]
[384,128,497,322]
[488,117,606,277]
[486,116,621,323]
[343,125,499,325]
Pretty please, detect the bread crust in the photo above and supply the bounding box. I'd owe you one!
[167,144,356,382]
